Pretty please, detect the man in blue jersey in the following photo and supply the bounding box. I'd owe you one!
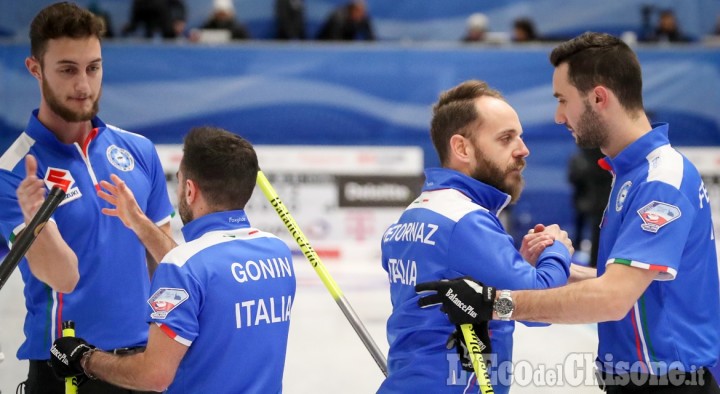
[0,3,173,393]
[377,80,575,394]
[49,127,297,393]
[417,33,720,393]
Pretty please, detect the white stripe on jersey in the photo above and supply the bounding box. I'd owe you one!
[632,303,654,375]
[155,215,173,227]
[106,124,151,141]
[163,228,281,268]
[407,189,488,223]
[646,145,683,189]
[0,132,35,171]
[50,291,58,344]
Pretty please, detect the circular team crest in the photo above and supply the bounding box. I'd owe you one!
[106,145,135,172]
[615,181,632,212]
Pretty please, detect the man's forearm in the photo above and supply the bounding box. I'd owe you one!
[25,222,78,293]
[512,279,619,324]
[84,351,167,392]
[511,265,657,324]
[130,219,176,269]
[569,264,597,284]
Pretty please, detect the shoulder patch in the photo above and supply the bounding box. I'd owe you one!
[615,181,632,212]
[106,145,135,171]
[148,288,189,319]
[637,201,681,233]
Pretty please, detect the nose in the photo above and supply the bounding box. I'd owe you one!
[554,106,566,125]
[515,139,530,158]
[74,72,91,95]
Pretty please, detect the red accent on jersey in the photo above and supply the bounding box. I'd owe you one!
[46,169,71,192]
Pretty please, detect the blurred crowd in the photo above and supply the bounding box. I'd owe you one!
[64,0,720,44]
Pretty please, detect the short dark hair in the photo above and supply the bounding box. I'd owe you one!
[181,126,259,211]
[513,18,537,41]
[430,80,504,166]
[549,32,644,112]
[29,2,106,61]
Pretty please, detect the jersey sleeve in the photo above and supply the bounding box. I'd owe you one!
[447,211,571,291]
[146,261,202,347]
[142,143,174,226]
[605,181,693,280]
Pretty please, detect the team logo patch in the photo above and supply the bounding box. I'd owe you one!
[615,181,632,212]
[147,288,189,319]
[43,167,82,206]
[106,145,134,172]
[637,201,681,233]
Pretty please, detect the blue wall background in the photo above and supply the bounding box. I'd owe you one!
[1,0,720,41]
[2,42,719,241]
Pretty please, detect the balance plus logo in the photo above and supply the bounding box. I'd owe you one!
[43,167,82,205]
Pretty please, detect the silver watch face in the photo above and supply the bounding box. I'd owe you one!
[494,298,514,316]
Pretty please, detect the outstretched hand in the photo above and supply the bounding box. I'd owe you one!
[415,277,496,325]
[98,174,146,230]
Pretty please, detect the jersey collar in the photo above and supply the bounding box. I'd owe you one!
[181,210,251,242]
[422,167,511,215]
[25,109,106,154]
[603,123,670,176]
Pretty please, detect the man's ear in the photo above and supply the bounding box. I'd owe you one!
[185,179,198,204]
[25,57,42,81]
[591,86,610,110]
[449,134,472,164]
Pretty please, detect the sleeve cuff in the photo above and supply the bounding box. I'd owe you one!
[605,258,677,281]
[154,214,173,227]
[156,322,192,347]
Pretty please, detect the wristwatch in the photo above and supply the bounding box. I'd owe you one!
[493,290,514,321]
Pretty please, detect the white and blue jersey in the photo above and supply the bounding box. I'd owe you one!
[0,110,173,360]
[148,210,296,393]
[378,168,572,394]
[596,123,720,375]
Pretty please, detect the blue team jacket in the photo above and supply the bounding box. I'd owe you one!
[378,168,571,394]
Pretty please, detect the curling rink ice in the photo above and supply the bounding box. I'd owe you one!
[0,254,599,394]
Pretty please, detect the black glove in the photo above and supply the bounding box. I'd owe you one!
[50,337,95,378]
[447,322,493,372]
[416,276,496,325]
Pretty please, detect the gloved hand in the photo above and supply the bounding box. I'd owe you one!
[50,337,95,378]
[416,277,496,325]
[447,322,493,372]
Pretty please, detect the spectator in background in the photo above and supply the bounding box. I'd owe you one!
[196,0,251,40]
[122,0,185,39]
[644,9,691,43]
[714,15,720,35]
[462,12,488,42]
[88,1,115,38]
[275,0,305,40]
[512,17,538,42]
[316,1,375,41]
[567,147,612,267]
[168,0,188,38]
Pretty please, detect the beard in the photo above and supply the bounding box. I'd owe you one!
[42,74,100,123]
[574,100,607,149]
[470,148,526,204]
[178,185,194,225]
